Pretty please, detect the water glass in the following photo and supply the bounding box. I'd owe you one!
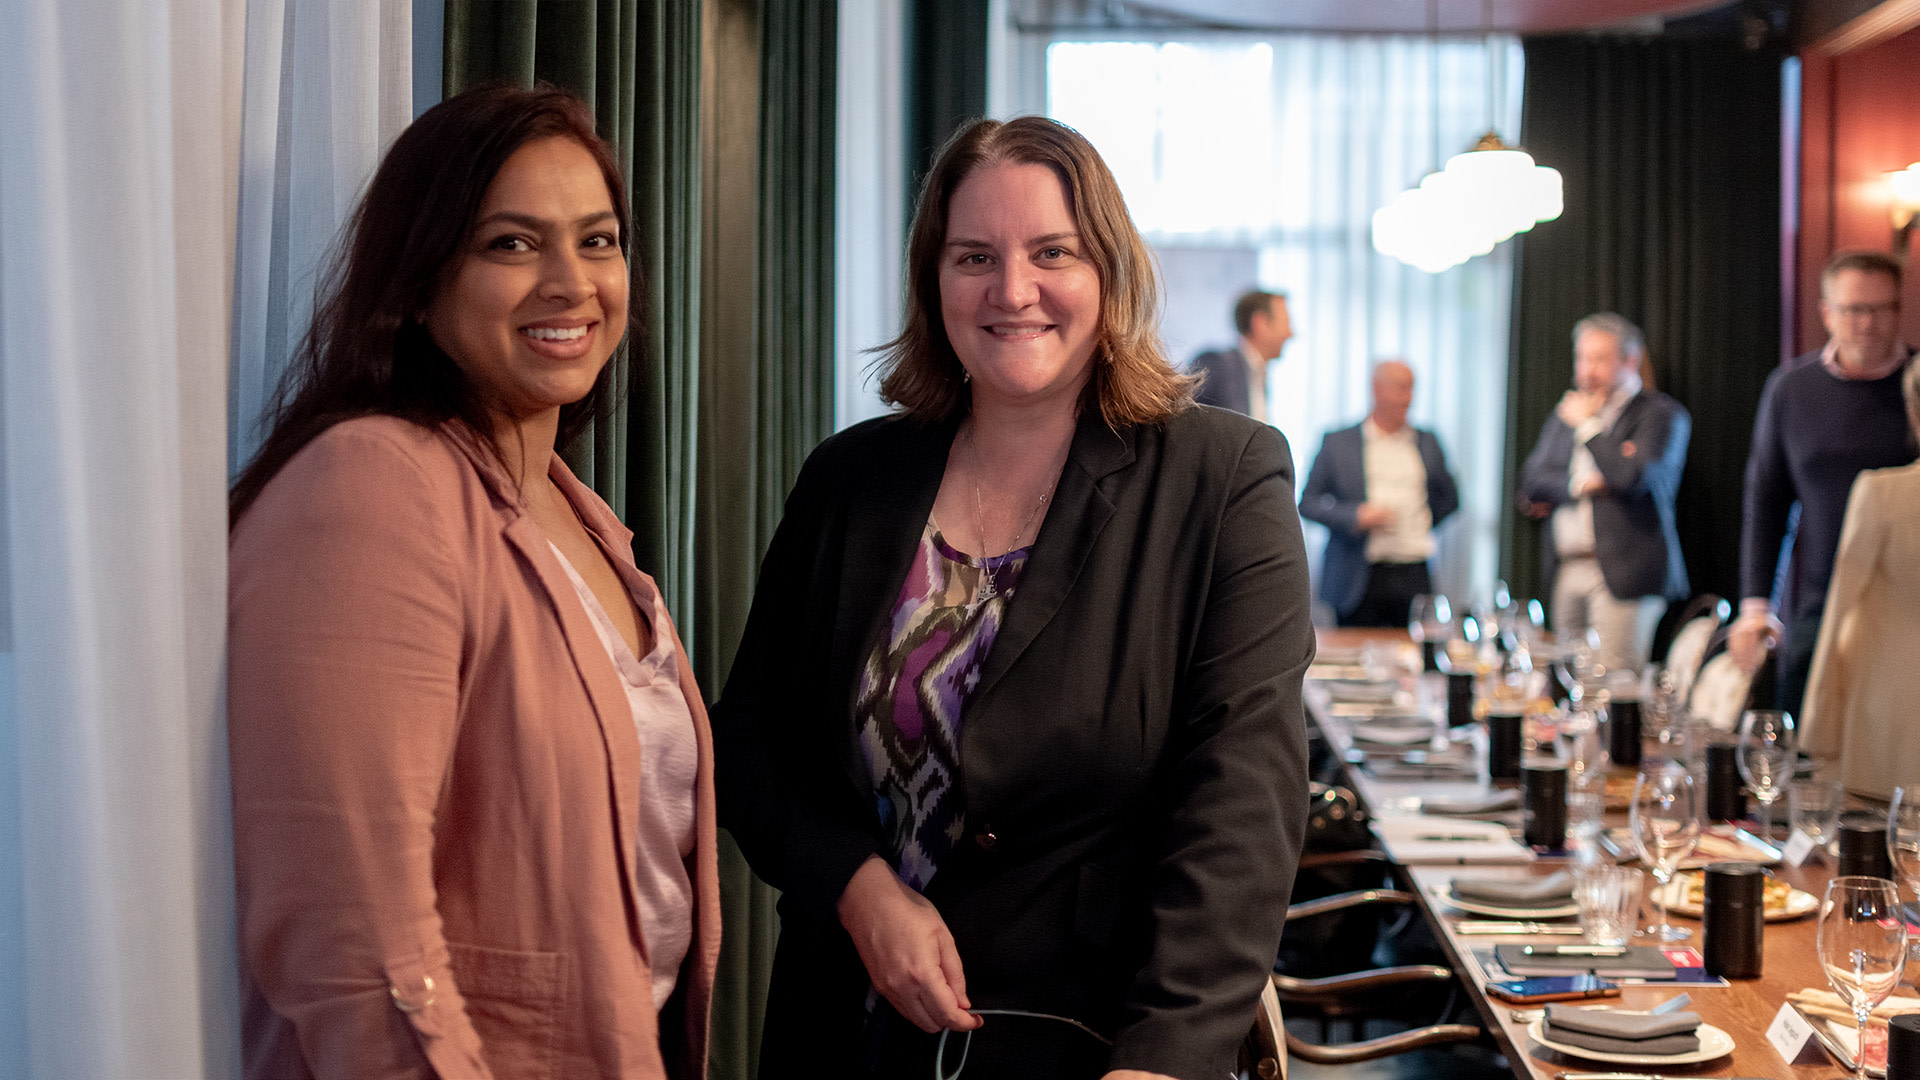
[1574,865,1643,947]
[1737,708,1795,841]
[1891,787,1920,898]
[1567,791,1607,869]
[1790,778,1845,857]
[1632,764,1701,942]
[1819,876,1910,1079]
[1560,706,1610,792]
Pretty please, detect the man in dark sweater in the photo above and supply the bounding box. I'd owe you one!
[1731,250,1918,715]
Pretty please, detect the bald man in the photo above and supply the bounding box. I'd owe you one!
[1301,361,1461,626]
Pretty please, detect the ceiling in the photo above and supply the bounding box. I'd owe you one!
[1024,0,1740,35]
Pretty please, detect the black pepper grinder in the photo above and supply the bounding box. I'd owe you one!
[1701,862,1765,978]
[1888,1013,1920,1080]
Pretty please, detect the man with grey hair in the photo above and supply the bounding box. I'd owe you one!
[1520,313,1691,672]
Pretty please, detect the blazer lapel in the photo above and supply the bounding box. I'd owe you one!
[969,410,1133,712]
[440,425,649,938]
[828,417,956,785]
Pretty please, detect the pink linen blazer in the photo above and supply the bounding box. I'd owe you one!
[229,417,720,1079]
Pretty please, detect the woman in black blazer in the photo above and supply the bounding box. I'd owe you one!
[713,116,1314,1080]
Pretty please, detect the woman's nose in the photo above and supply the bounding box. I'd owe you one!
[989,258,1038,309]
[540,248,594,302]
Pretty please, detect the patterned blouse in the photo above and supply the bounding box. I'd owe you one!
[855,521,1029,891]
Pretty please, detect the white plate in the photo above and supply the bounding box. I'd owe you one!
[1527,1018,1734,1065]
[1441,893,1580,919]
[1653,872,1818,922]
[1350,722,1433,746]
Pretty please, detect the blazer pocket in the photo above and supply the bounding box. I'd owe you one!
[448,941,566,1080]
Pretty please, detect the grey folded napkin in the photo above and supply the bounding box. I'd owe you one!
[1423,790,1522,815]
[1544,1005,1702,1056]
[1451,870,1573,906]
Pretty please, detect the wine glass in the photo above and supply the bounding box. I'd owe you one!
[1818,876,1910,1078]
[1631,765,1701,942]
[1890,787,1920,980]
[1408,594,1451,673]
[1560,705,1610,793]
[1736,709,1795,842]
[1553,628,1600,706]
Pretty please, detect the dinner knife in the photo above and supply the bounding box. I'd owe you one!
[1554,1074,1776,1080]
[1453,921,1584,935]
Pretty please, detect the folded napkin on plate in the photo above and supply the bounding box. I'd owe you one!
[1423,790,1522,815]
[1543,1004,1701,1056]
[1451,870,1573,905]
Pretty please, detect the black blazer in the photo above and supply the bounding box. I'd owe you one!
[1189,345,1254,415]
[1298,422,1460,617]
[713,404,1314,1079]
[1518,389,1691,602]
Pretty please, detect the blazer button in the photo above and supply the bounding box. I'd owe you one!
[389,973,436,1013]
[973,828,999,853]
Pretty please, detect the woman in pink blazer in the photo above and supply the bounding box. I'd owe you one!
[227,85,719,1079]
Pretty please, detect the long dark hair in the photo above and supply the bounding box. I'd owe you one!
[229,82,633,525]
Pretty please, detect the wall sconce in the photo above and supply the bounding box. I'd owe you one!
[1887,163,1920,252]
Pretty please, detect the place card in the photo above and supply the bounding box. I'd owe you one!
[1783,828,1818,868]
[1767,1000,1831,1065]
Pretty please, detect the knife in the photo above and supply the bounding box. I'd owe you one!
[1453,921,1584,935]
[1555,1074,1776,1080]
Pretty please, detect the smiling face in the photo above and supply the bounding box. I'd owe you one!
[424,136,628,427]
[938,162,1102,414]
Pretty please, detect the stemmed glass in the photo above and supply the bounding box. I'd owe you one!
[1889,787,1920,980]
[1817,876,1910,1078]
[1631,765,1701,942]
[1408,594,1451,673]
[1736,709,1796,842]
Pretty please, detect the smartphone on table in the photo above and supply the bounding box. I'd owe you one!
[1485,974,1621,1004]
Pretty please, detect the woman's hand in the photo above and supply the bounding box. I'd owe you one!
[836,855,982,1034]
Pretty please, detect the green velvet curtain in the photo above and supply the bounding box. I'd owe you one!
[442,3,837,1077]
[1502,36,1783,609]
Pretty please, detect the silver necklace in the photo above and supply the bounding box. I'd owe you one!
[966,432,1056,613]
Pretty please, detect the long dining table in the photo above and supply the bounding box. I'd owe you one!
[1306,626,1896,1080]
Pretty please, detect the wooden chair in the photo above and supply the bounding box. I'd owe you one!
[1244,968,1484,1078]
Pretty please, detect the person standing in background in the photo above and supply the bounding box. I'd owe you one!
[1300,360,1460,627]
[1729,250,1917,715]
[1519,312,1690,673]
[1189,288,1291,420]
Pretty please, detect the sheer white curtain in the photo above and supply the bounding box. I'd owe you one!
[0,0,244,1075]
[1027,33,1524,605]
[230,0,414,471]
[834,0,906,430]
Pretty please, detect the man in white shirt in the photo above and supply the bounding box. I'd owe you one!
[1190,290,1292,421]
[1300,361,1460,626]
[1519,313,1691,672]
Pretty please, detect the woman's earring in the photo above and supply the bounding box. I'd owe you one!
[961,368,971,384]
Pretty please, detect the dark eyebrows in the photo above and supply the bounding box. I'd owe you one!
[474,210,618,232]
[943,230,1080,250]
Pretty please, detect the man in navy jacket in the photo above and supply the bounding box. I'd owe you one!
[1519,313,1690,673]
[1301,360,1460,626]
[1190,289,1291,420]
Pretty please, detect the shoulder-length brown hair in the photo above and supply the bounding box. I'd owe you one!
[876,116,1195,427]
[229,82,634,525]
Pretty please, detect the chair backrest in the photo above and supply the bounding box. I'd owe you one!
[1665,615,1719,702]
[1688,649,1754,731]
[1243,978,1288,1080]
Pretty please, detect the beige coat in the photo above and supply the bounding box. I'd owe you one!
[1803,462,1920,801]
[229,417,719,1079]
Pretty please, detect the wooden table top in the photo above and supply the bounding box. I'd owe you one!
[1306,626,1893,1079]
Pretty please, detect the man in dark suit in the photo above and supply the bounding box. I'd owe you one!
[1189,289,1292,419]
[1520,312,1691,673]
[1300,360,1460,626]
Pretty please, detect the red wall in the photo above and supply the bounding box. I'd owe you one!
[1794,24,1920,356]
